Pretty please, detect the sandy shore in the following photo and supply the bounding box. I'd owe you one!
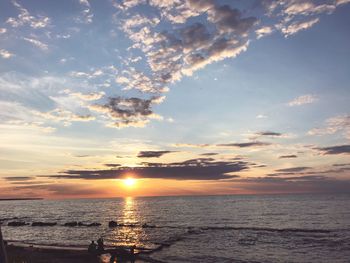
[5,244,158,263]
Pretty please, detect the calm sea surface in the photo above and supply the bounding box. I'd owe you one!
[1,194,350,262]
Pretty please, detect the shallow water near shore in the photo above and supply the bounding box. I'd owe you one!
[1,194,350,262]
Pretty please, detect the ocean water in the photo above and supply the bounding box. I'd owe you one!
[1,194,350,262]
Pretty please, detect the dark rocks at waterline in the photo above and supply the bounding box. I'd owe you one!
[77,222,101,227]
[64,221,78,227]
[1,217,20,225]
[142,223,156,228]
[87,222,101,227]
[8,221,28,227]
[63,222,101,227]
[109,221,118,227]
[32,222,57,227]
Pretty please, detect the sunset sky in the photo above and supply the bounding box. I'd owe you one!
[0,0,350,198]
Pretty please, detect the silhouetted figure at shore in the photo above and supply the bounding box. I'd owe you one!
[88,241,97,254]
[97,237,104,253]
[130,245,135,256]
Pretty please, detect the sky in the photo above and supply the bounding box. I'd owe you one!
[0,0,350,199]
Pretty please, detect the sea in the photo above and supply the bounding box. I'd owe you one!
[1,194,350,263]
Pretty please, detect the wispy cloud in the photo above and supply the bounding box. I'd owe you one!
[23,37,48,51]
[308,115,350,140]
[0,49,14,59]
[65,90,105,101]
[75,0,93,24]
[6,0,50,29]
[217,141,271,148]
[281,18,320,37]
[137,150,175,158]
[279,154,298,159]
[288,94,318,106]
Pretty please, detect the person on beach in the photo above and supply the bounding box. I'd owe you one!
[97,237,104,253]
[88,241,97,254]
[130,245,136,256]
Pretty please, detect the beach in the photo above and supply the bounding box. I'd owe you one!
[5,244,157,263]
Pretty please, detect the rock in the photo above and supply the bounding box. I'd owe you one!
[109,221,118,227]
[87,222,101,227]
[64,221,78,227]
[32,222,57,227]
[8,221,27,227]
[142,223,156,228]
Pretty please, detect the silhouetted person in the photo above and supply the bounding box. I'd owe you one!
[88,241,97,254]
[97,237,104,253]
[130,245,136,256]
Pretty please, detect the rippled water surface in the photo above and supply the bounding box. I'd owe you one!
[1,194,350,262]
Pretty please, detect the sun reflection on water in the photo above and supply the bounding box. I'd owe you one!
[107,197,146,249]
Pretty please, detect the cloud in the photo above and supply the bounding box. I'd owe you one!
[113,2,257,94]
[256,26,273,39]
[104,163,121,167]
[0,28,7,34]
[4,176,35,181]
[171,143,211,148]
[337,0,350,5]
[276,166,311,173]
[23,37,48,51]
[288,94,318,106]
[279,154,298,159]
[42,158,250,181]
[207,4,257,34]
[333,163,350,167]
[6,0,50,28]
[256,114,268,119]
[137,150,174,158]
[217,141,271,148]
[256,131,282,137]
[200,152,219,156]
[281,18,320,36]
[3,120,56,133]
[68,91,105,101]
[264,0,344,37]
[32,108,95,126]
[0,49,14,59]
[109,0,349,102]
[75,0,93,24]
[89,97,162,128]
[317,144,350,155]
[308,115,350,140]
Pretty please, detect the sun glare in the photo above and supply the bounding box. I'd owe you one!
[123,177,136,187]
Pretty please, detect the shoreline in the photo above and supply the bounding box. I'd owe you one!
[5,243,162,263]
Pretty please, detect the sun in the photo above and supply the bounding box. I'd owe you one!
[123,177,136,187]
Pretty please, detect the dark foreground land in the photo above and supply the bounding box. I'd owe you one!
[5,245,158,263]
[7,245,98,263]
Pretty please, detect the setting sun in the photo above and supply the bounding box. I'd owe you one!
[123,177,136,187]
